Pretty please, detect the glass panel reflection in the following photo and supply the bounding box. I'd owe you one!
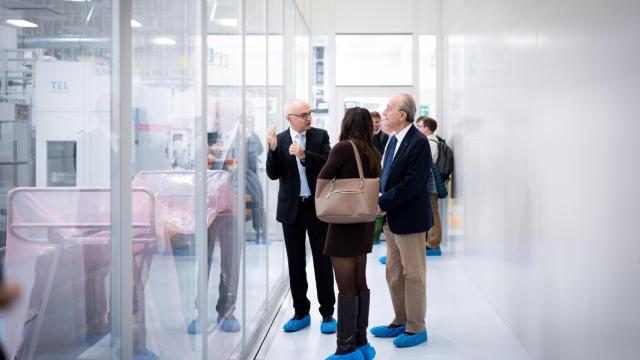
[129,0,204,358]
[206,13,245,355]
[1,0,114,358]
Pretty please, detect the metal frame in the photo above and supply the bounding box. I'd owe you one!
[239,0,248,353]
[195,0,209,348]
[0,49,40,104]
[111,0,134,358]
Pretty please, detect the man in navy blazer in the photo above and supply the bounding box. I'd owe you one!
[370,94,433,348]
[266,100,336,334]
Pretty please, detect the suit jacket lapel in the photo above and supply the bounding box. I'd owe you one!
[281,130,295,165]
[304,128,314,152]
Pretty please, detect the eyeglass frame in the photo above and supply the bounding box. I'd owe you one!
[383,106,403,115]
[287,110,314,119]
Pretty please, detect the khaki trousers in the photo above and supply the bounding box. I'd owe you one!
[426,194,442,249]
[383,224,427,333]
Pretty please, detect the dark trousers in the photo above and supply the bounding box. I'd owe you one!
[282,199,335,317]
[195,213,241,316]
[82,243,154,354]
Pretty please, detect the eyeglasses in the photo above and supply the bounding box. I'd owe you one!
[383,106,402,115]
[288,110,314,119]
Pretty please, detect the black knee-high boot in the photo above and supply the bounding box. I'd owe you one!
[356,289,370,347]
[336,294,359,355]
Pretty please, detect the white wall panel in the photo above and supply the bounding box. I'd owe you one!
[445,0,640,358]
[335,0,414,33]
[418,0,438,34]
[311,0,436,35]
[590,0,640,358]
[443,0,469,29]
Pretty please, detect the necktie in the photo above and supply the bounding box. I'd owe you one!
[296,133,312,197]
[380,135,398,192]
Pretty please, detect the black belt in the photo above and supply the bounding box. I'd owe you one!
[299,196,311,203]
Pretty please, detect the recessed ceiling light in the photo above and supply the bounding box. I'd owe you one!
[131,19,142,28]
[6,20,38,28]
[152,37,176,46]
[215,18,238,27]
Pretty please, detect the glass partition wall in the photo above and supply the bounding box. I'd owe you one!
[0,0,310,358]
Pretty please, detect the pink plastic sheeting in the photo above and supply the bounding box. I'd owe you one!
[3,171,233,359]
[3,188,157,359]
[132,170,233,251]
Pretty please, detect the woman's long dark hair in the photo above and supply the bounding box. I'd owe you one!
[339,107,382,177]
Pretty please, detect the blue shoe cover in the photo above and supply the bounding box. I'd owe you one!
[393,330,428,348]
[325,349,365,360]
[357,343,376,360]
[321,319,337,334]
[426,248,442,256]
[217,315,241,333]
[133,351,160,360]
[187,319,200,334]
[283,314,311,332]
[378,256,386,265]
[370,325,405,338]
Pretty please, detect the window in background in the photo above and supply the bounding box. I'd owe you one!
[336,34,413,86]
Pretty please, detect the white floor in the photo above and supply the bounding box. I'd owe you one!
[260,243,532,360]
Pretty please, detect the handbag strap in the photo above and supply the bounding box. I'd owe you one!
[347,140,365,181]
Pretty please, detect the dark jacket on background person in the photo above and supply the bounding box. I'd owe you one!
[266,127,331,225]
[373,130,389,156]
[379,125,433,234]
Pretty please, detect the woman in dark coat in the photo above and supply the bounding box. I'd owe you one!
[319,107,381,360]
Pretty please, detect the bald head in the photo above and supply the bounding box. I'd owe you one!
[285,99,313,133]
[284,100,309,116]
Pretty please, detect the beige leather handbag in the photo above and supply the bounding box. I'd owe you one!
[315,141,380,224]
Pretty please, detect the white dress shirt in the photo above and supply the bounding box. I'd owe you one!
[427,134,439,163]
[382,124,413,167]
[289,127,311,197]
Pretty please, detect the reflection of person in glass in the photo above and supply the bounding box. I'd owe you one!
[187,126,242,334]
[245,117,266,243]
[81,96,159,359]
[266,100,337,334]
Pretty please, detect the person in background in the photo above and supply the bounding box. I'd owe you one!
[371,94,432,348]
[319,107,381,360]
[416,116,442,256]
[371,111,388,245]
[371,111,388,156]
[266,100,337,334]
[188,130,242,335]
